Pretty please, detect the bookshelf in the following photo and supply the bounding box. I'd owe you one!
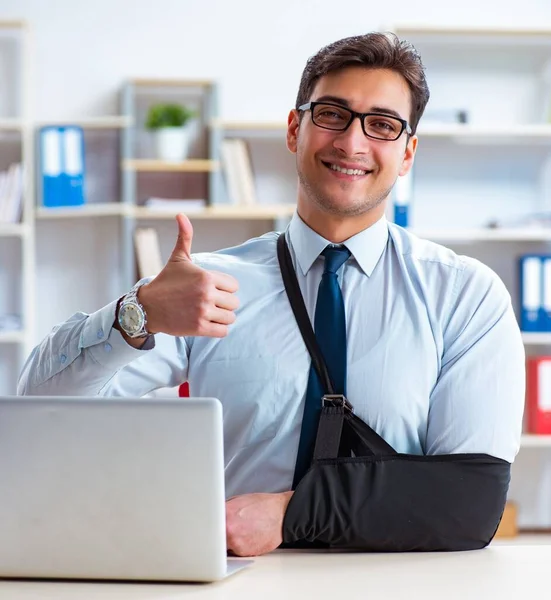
[0,21,33,395]
[386,24,551,530]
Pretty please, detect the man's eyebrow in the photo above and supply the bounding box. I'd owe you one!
[314,96,406,121]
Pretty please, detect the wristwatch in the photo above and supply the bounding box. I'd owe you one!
[117,284,150,339]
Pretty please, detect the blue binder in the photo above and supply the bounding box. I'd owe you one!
[520,255,546,332]
[392,170,413,228]
[40,126,85,207]
[542,257,551,331]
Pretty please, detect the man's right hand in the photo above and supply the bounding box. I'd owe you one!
[137,213,240,338]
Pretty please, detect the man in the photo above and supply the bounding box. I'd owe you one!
[19,32,525,557]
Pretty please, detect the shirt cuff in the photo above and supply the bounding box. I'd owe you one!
[81,299,156,370]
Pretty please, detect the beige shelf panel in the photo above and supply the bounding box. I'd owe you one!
[0,21,27,30]
[0,119,24,131]
[122,159,219,172]
[414,228,551,242]
[35,204,295,220]
[419,123,551,140]
[36,203,132,219]
[129,78,215,89]
[520,435,551,448]
[391,26,551,38]
[35,116,132,129]
[0,330,26,344]
[213,119,288,131]
[521,333,551,345]
[0,223,28,237]
[134,204,296,220]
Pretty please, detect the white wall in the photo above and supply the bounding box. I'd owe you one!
[3,0,551,526]
[2,0,551,120]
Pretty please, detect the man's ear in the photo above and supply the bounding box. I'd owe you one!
[399,135,418,177]
[286,109,300,154]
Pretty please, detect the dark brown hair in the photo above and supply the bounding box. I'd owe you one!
[296,32,430,134]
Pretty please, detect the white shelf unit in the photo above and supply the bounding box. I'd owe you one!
[119,78,223,288]
[388,25,551,530]
[0,21,33,394]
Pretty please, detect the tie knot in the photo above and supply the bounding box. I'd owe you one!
[322,245,351,274]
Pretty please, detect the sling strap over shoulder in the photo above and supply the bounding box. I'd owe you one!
[277,232,397,460]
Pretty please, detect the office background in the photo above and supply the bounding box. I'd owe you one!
[2,0,551,533]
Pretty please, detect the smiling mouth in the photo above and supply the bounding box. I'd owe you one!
[323,161,373,176]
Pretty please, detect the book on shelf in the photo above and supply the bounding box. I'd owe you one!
[526,356,551,434]
[519,254,551,332]
[220,138,257,206]
[0,162,23,223]
[144,197,206,213]
[134,227,164,279]
[391,169,413,227]
[39,126,86,208]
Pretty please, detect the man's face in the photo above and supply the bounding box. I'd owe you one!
[287,67,417,220]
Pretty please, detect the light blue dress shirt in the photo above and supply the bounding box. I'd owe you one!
[18,213,525,498]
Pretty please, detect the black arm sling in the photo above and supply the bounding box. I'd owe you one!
[277,233,511,551]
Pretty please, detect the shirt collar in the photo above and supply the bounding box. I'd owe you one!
[288,211,389,277]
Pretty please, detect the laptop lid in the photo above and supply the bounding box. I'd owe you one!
[0,396,233,582]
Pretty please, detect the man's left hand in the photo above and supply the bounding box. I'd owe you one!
[225,491,294,557]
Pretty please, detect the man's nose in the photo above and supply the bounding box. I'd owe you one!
[332,116,370,155]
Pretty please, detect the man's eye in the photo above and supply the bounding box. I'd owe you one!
[373,121,394,131]
[319,110,345,119]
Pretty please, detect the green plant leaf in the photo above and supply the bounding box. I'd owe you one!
[145,103,197,129]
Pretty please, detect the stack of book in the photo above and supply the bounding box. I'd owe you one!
[0,163,23,223]
[220,138,257,206]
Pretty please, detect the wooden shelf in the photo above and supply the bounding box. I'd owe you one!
[35,116,132,129]
[129,78,214,89]
[0,118,24,131]
[419,123,551,142]
[213,120,551,142]
[0,21,27,30]
[36,204,132,219]
[134,204,296,220]
[412,227,551,242]
[213,119,287,131]
[0,330,25,344]
[122,159,219,173]
[391,26,551,38]
[0,223,28,237]
[521,333,551,345]
[521,435,551,448]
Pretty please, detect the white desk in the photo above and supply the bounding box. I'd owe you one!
[0,545,548,600]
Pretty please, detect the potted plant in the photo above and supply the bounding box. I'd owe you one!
[145,103,197,161]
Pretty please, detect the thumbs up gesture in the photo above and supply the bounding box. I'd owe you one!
[138,214,240,338]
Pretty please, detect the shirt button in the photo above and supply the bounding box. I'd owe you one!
[104,343,112,353]
[97,328,104,339]
[60,354,67,364]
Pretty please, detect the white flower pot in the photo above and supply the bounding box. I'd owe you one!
[154,127,189,161]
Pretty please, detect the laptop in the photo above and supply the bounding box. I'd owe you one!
[0,396,252,582]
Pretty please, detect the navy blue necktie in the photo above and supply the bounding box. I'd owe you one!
[292,245,351,488]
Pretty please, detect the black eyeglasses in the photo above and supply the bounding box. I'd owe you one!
[298,101,412,141]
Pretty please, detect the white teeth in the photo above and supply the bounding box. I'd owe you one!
[330,163,368,176]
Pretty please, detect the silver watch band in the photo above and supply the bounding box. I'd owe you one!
[119,283,150,339]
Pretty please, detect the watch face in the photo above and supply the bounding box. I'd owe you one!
[119,302,145,334]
